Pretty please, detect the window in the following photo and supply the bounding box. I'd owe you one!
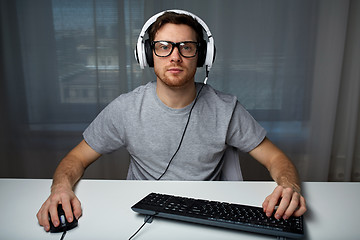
[15,0,316,132]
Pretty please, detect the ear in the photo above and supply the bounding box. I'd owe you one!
[197,39,207,67]
[144,39,154,68]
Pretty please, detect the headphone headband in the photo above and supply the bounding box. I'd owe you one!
[134,9,215,72]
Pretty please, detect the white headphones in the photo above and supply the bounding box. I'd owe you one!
[134,9,216,73]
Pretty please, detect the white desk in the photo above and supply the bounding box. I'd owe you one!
[0,179,359,240]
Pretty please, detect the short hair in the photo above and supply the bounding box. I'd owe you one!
[148,11,204,43]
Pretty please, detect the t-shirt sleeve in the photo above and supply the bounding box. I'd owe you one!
[226,101,267,152]
[83,99,125,154]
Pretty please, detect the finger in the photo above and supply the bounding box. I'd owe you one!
[282,192,301,219]
[293,195,307,217]
[262,196,270,213]
[62,200,74,223]
[71,197,82,220]
[49,202,60,227]
[265,186,283,217]
[262,195,275,213]
[37,202,51,231]
[274,188,294,219]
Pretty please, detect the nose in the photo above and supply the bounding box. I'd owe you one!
[170,46,182,63]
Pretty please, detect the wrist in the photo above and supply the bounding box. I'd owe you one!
[277,176,301,194]
[288,183,301,194]
[51,181,72,194]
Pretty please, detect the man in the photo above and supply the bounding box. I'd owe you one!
[37,10,306,232]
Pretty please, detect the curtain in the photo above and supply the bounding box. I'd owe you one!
[1,0,359,182]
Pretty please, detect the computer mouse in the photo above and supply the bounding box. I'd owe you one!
[49,204,78,233]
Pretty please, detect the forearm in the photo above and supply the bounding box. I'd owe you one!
[51,154,86,193]
[51,140,100,193]
[267,154,301,193]
[250,137,301,193]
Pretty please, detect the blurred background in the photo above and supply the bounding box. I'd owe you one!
[1,0,359,182]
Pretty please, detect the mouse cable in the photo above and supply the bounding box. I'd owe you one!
[60,231,66,240]
[128,215,155,240]
[156,83,206,180]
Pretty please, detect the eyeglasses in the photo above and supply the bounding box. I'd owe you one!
[152,41,199,58]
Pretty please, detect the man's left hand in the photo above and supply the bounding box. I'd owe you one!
[262,185,307,220]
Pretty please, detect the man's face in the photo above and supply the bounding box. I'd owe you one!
[153,23,198,88]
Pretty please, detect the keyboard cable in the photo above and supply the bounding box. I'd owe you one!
[128,215,155,240]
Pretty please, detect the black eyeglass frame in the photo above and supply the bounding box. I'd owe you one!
[151,40,200,58]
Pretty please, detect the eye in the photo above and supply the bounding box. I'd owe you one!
[180,42,196,53]
[160,45,170,50]
[156,41,171,51]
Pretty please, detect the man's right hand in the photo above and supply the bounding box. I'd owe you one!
[36,185,82,232]
[36,140,100,231]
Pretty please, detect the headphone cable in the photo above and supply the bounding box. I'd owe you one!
[156,83,205,180]
[130,78,208,239]
[204,66,209,84]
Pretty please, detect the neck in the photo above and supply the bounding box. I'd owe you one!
[156,80,196,109]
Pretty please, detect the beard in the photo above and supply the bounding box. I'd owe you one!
[158,76,190,88]
[154,64,197,89]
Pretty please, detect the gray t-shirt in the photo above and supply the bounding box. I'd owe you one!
[83,81,266,180]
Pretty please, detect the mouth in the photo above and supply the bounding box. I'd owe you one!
[167,67,183,74]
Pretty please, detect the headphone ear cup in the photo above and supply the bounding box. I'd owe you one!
[144,39,154,67]
[135,39,146,69]
[204,40,215,69]
[197,40,207,67]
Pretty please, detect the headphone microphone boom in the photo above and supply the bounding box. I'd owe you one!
[134,9,216,84]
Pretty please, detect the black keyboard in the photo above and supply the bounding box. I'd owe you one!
[131,193,304,239]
